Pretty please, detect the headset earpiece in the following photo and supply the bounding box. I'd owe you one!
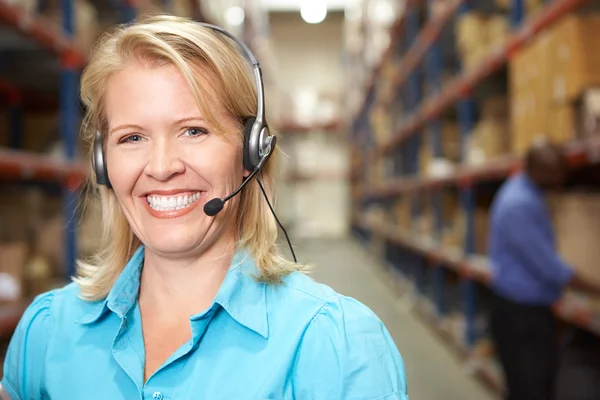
[243,117,257,171]
[93,131,112,189]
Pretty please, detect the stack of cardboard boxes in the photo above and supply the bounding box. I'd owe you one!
[0,189,103,304]
[420,123,461,175]
[510,15,600,154]
[466,96,511,165]
[456,12,509,70]
[550,192,600,308]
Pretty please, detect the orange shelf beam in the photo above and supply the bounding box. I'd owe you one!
[0,1,87,68]
[0,149,87,184]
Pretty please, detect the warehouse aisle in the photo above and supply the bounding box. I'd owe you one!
[293,236,495,400]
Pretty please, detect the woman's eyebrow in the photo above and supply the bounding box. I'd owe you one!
[109,124,144,136]
[173,116,206,125]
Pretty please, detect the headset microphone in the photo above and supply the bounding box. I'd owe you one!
[203,149,269,217]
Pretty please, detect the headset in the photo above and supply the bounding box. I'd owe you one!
[92,22,297,263]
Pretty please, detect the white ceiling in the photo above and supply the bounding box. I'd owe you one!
[259,0,353,11]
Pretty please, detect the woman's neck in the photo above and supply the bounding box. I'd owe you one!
[138,237,238,319]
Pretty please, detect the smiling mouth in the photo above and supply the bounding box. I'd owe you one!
[146,192,202,212]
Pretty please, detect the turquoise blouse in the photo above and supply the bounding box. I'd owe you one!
[2,246,408,399]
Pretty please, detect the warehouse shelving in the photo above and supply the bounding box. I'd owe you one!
[350,0,600,395]
[0,148,86,182]
[0,0,87,68]
[355,216,600,337]
[372,0,589,156]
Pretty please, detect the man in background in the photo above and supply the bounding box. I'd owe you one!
[488,141,600,400]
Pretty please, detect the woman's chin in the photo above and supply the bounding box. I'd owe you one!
[143,230,208,257]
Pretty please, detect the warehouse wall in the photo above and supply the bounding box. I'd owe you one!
[268,10,350,238]
[269,11,344,106]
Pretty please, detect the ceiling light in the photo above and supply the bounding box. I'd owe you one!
[225,6,245,26]
[300,1,327,24]
[370,0,395,26]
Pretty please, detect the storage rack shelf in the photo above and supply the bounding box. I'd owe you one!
[350,0,600,395]
[358,137,600,200]
[0,0,87,68]
[355,216,600,337]
[0,148,86,182]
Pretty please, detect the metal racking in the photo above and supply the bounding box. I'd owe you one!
[350,0,600,393]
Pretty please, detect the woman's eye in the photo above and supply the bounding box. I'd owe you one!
[183,127,208,137]
[119,134,144,144]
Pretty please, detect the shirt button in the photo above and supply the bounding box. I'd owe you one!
[152,392,163,400]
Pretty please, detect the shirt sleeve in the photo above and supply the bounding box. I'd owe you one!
[501,202,573,288]
[291,295,409,400]
[2,291,55,400]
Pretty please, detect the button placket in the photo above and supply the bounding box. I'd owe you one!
[152,391,163,400]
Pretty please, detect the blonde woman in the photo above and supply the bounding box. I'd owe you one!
[1,16,408,400]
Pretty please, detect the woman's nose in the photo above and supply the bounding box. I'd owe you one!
[144,137,185,181]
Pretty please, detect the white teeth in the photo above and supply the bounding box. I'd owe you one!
[146,192,201,212]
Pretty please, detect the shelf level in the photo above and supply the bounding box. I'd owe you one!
[0,0,87,68]
[278,120,342,134]
[0,149,87,183]
[359,137,600,201]
[356,217,600,337]
[376,0,590,156]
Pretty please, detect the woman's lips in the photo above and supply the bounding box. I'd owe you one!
[142,191,206,219]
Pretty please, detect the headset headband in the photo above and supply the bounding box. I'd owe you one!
[197,23,266,129]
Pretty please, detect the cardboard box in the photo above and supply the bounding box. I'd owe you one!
[394,199,411,230]
[43,0,100,53]
[549,15,600,105]
[510,32,553,154]
[443,122,461,162]
[552,193,600,278]
[548,104,576,145]
[487,15,509,50]
[548,88,600,144]
[0,242,28,302]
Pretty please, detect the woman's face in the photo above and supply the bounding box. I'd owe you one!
[104,63,246,258]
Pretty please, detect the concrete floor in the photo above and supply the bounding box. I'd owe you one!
[293,236,496,400]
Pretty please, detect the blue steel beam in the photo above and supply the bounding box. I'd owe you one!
[426,0,447,318]
[456,2,478,349]
[60,0,80,279]
[405,5,424,294]
[511,0,525,27]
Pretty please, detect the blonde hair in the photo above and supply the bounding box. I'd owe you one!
[75,14,302,301]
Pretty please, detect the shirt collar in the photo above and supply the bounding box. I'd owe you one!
[76,246,269,339]
[208,248,269,338]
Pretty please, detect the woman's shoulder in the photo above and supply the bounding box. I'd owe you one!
[15,282,103,333]
[274,271,399,347]
[279,272,409,399]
